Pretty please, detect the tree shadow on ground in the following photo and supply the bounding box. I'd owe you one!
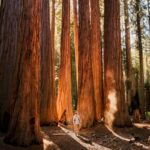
[1,123,149,150]
[0,131,44,150]
[80,123,149,150]
[42,126,87,150]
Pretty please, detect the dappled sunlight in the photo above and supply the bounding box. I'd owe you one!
[43,138,60,150]
[106,125,149,150]
[41,131,61,150]
[105,89,118,126]
[59,125,111,150]
[134,123,150,129]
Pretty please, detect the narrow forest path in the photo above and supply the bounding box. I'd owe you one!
[0,122,150,150]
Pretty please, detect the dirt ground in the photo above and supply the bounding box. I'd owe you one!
[0,121,150,150]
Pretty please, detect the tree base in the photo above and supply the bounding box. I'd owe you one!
[4,135,43,147]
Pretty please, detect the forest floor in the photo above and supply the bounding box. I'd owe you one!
[0,120,150,150]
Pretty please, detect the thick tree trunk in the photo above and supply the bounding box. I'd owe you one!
[104,0,130,127]
[0,0,20,132]
[90,0,103,121]
[124,0,132,106]
[4,0,42,146]
[77,0,95,128]
[57,0,73,124]
[73,0,79,89]
[136,0,145,118]
[40,0,57,126]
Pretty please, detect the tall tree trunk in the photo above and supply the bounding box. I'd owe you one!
[104,0,130,127]
[124,0,132,106]
[40,0,57,126]
[136,0,145,118]
[90,0,103,121]
[57,0,73,124]
[50,0,58,125]
[73,0,79,90]
[0,0,20,132]
[77,0,95,128]
[4,0,42,146]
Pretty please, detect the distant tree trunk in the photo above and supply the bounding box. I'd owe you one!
[0,0,20,132]
[40,0,57,126]
[50,0,58,124]
[4,0,42,146]
[90,0,103,121]
[136,0,145,118]
[57,0,73,124]
[147,0,150,31]
[124,0,132,106]
[104,0,130,127]
[0,0,2,8]
[77,0,95,128]
[73,0,79,90]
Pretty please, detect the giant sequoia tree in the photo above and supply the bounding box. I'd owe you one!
[57,0,73,124]
[77,0,95,128]
[4,0,42,146]
[104,0,130,127]
[0,0,20,132]
[90,0,103,121]
[40,0,57,125]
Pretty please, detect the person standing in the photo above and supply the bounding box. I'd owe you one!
[73,111,81,136]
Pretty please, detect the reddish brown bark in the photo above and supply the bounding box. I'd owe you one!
[90,0,103,121]
[73,0,79,88]
[4,0,42,146]
[0,0,20,132]
[40,0,57,126]
[57,0,73,124]
[77,0,95,128]
[104,0,130,127]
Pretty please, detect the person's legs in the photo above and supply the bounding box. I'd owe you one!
[74,124,79,136]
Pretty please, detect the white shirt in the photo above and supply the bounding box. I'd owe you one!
[73,114,80,125]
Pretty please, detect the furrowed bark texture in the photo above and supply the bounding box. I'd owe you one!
[0,0,21,132]
[73,0,79,89]
[77,0,95,128]
[91,0,103,121]
[4,0,42,146]
[40,0,57,126]
[57,0,73,124]
[104,0,130,127]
